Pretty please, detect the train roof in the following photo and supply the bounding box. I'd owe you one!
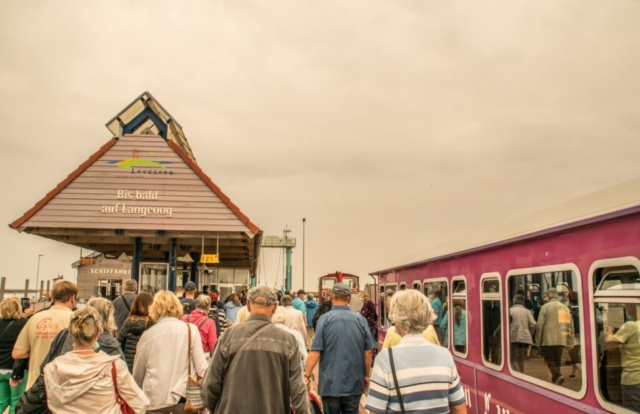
[372,176,640,275]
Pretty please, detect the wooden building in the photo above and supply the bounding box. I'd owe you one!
[10,92,262,298]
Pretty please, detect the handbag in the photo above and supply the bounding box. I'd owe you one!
[184,322,204,414]
[111,362,135,414]
[388,347,406,414]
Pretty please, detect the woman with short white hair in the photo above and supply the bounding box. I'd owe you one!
[272,306,307,370]
[181,294,217,360]
[366,289,467,414]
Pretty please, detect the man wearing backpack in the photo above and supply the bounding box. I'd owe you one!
[180,281,197,315]
[114,279,137,331]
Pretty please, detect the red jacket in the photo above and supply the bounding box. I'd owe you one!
[181,310,217,354]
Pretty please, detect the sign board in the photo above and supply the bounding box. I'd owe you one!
[262,235,296,248]
[200,254,220,264]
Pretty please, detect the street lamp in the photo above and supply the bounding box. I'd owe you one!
[302,218,306,291]
[35,254,43,300]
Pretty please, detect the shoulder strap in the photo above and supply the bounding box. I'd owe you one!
[226,324,272,375]
[388,347,405,414]
[0,320,15,339]
[196,316,208,330]
[187,321,193,378]
[120,295,131,312]
[111,361,119,392]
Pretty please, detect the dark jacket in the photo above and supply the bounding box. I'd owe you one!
[202,315,310,414]
[0,318,28,378]
[117,316,154,371]
[113,292,136,331]
[312,300,332,329]
[15,329,125,414]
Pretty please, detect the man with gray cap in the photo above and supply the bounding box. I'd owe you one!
[535,287,574,386]
[304,283,376,414]
[202,286,310,414]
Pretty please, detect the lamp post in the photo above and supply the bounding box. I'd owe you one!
[35,254,43,300]
[302,218,306,291]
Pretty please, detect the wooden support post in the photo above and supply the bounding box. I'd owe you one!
[40,281,45,302]
[0,277,5,301]
[168,238,177,292]
[24,279,29,298]
[46,280,51,302]
[190,252,199,284]
[132,237,142,283]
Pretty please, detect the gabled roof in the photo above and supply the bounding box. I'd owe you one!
[10,134,259,235]
[105,91,196,162]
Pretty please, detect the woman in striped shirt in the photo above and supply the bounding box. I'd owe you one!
[366,289,467,414]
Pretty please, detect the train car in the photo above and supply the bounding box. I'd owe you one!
[370,177,640,414]
[318,271,362,311]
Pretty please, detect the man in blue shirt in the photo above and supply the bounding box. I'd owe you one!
[293,289,307,318]
[304,283,376,414]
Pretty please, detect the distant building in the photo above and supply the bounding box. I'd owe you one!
[72,252,132,300]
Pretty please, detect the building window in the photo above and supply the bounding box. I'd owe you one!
[507,267,584,396]
[443,277,467,357]
[593,261,640,412]
[424,279,449,347]
[481,274,503,368]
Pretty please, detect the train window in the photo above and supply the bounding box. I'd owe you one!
[400,283,407,290]
[481,274,503,369]
[591,260,640,413]
[507,266,585,398]
[424,280,449,347]
[322,277,337,289]
[444,277,467,357]
[343,277,358,290]
[412,281,420,290]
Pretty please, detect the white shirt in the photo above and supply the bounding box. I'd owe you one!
[132,316,208,410]
[275,323,308,370]
[283,306,307,340]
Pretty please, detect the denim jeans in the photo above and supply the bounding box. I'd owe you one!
[0,371,28,414]
[321,395,360,414]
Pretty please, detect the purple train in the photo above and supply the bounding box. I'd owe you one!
[371,178,640,414]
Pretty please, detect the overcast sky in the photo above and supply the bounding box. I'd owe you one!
[1,0,640,293]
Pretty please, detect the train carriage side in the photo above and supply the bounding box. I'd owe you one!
[373,209,640,414]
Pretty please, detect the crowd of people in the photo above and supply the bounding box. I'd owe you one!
[0,279,472,414]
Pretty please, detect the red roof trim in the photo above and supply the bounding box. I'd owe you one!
[10,138,119,229]
[167,140,261,235]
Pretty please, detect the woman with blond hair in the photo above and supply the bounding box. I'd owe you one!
[133,290,208,413]
[224,293,242,324]
[0,298,28,414]
[44,307,148,413]
[86,297,125,359]
[366,290,467,414]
